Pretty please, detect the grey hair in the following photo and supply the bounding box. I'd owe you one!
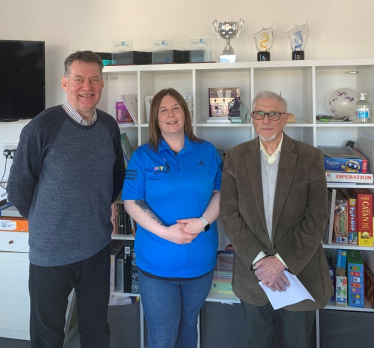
[64,50,103,78]
[252,91,288,112]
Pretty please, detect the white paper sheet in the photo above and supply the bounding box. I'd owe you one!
[259,270,315,310]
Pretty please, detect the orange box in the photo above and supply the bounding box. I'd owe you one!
[0,217,29,232]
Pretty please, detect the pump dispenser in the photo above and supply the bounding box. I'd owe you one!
[356,93,370,123]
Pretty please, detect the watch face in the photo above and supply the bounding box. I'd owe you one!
[204,224,210,232]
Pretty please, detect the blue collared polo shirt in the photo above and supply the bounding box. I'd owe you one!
[122,135,222,278]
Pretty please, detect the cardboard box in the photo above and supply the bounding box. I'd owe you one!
[319,146,368,173]
[348,198,358,245]
[333,199,348,244]
[347,250,365,308]
[364,263,374,309]
[336,249,347,274]
[335,275,347,307]
[0,217,28,232]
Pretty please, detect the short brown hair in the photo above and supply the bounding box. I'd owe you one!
[148,88,199,151]
[64,50,103,78]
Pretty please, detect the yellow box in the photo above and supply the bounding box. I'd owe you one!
[359,232,373,246]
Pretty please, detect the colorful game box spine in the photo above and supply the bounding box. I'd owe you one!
[347,188,373,246]
[347,250,365,308]
[333,198,348,244]
[348,198,358,245]
[335,275,347,306]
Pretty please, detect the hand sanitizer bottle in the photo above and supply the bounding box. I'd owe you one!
[356,93,370,123]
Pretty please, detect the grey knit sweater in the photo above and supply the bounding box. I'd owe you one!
[7,106,125,266]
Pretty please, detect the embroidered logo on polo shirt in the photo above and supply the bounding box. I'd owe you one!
[198,160,205,166]
[154,162,171,174]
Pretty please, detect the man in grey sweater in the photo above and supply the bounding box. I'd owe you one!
[7,51,125,348]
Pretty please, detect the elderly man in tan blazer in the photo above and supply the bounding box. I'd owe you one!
[220,91,332,348]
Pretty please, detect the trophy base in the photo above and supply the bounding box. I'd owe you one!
[220,55,236,63]
[292,51,305,60]
[257,52,270,61]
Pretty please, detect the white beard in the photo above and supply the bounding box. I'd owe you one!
[259,133,276,142]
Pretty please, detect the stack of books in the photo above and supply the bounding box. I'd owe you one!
[110,240,138,294]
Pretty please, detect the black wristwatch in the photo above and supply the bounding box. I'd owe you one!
[199,216,210,232]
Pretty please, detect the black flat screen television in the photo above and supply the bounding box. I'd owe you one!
[0,40,45,121]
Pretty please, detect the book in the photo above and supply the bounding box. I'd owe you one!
[111,203,118,235]
[129,216,137,237]
[110,240,126,292]
[325,171,373,184]
[347,188,373,246]
[319,146,368,173]
[116,250,124,292]
[123,240,134,293]
[115,101,134,124]
[120,132,134,166]
[121,94,138,123]
[131,247,139,294]
[144,96,153,123]
[325,189,337,245]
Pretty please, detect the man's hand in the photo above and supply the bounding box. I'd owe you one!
[253,256,290,292]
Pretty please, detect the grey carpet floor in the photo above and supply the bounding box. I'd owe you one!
[0,332,80,348]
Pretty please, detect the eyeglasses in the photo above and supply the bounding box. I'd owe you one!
[251,111,287,121]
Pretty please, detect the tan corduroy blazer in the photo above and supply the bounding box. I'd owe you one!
[220,133,333,311]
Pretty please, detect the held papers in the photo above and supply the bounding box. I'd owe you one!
[259,270,315,310]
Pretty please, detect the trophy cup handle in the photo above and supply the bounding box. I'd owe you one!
[213,19,220,37]
[237,18,245,37]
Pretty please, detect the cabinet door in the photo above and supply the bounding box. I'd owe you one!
[0,251,30,340]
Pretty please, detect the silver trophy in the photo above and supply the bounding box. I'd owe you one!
[213,19,244,61]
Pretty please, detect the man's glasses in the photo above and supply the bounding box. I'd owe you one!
[251,111,287,121]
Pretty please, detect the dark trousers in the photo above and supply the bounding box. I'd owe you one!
[29,244,111,348]
[241,300,315,348]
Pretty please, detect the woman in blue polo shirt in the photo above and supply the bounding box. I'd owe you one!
[122,88,222,348]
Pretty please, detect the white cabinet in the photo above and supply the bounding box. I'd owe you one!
[103,59,374,348]
[0,232,30,340]
[0,230,78,344]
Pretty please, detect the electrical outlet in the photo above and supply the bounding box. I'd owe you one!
[3,144,18,157]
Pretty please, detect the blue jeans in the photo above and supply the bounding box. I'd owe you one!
[139,269,214,348]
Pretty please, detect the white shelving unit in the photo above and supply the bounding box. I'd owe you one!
[103,59,374,348]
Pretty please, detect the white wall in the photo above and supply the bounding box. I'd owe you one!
[1,0,374,186]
